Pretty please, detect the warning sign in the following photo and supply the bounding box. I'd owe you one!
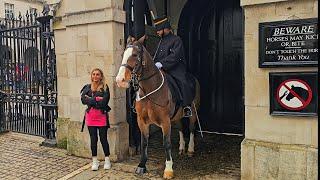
[276,79,312,111]
[270,72,318,116]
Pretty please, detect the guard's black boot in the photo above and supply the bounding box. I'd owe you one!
[183,106,192,117]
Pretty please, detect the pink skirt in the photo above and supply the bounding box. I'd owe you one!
[85,108,107,127]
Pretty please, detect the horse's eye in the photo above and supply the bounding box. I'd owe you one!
[132,54,138,58]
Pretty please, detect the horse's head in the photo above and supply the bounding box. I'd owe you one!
[116,36,146,89]
[286,87,295,101]
[285,85,308,101]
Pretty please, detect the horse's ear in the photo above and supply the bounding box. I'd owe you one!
[127,36,135,44]
[137,35,146,44]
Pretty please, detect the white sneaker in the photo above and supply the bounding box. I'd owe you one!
[104,157,111,170]
[91,157,99,171]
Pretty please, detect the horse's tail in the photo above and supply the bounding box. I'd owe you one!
[193,78,200,110]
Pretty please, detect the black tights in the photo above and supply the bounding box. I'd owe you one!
[88,126,110,157]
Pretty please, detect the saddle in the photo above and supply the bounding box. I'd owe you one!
[165,73,196,118]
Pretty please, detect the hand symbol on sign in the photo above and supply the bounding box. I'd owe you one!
[279,90,288,100]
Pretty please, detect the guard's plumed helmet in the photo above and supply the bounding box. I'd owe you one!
[154,16,171,31]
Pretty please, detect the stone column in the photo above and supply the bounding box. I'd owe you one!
[53,0,128,161]
[240,0,318,179]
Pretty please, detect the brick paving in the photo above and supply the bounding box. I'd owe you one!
[145,126,241,179]
[70,127,241,180]
[0,132,90,180]
[68,156,162,180]
[69,155,239,180]
[0,129,241,180]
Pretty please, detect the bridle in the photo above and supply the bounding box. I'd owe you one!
[120,42,165,102]
[121,43,145,91]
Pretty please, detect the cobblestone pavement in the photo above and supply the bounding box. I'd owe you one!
[71,126,242,180]
[0,128,241,180]
[69,155,239,180]
[145,126,242,179]
[0,132,91,180]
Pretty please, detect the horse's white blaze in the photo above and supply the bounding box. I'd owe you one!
[165,160,173,172]
[188,133,195,153]
[116,47,133,88]
[179,131,185,151]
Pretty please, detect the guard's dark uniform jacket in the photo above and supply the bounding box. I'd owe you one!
[154,32,194,106]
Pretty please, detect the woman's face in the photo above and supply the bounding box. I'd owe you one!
[91,70,102,83]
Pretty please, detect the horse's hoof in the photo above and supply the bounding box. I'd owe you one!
[187,151,194,157]
[163,170,174,179]
[179,150,184,155]
[135,166,147,175]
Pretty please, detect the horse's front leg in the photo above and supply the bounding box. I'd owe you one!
[135,121,149,175]
[176,120,185,155]
[162,121,174,179]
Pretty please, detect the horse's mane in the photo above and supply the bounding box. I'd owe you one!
[133,41,153,63]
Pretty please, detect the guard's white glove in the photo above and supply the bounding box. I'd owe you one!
[155,62,163,69]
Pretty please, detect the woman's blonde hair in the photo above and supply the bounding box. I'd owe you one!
[90,68,106,92]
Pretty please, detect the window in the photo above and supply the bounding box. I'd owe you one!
[30,8,37,15]
[5,3,14,19]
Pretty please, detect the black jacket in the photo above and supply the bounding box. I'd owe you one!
[154,32,194,106]
[154,32,187,75]
[80,84,111,127]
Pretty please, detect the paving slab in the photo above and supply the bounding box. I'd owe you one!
[0,132,90,180]
[0,129,241,180]
[66,127,241,180]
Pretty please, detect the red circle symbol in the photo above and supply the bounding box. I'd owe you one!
[276,79,312,111]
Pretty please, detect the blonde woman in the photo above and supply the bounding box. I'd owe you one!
[80,68,111,171]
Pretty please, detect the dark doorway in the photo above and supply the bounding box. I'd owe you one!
[178,0,244,134]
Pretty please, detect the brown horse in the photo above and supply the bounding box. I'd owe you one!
[116,36,200,179]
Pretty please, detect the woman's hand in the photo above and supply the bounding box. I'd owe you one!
[95,96,103,101]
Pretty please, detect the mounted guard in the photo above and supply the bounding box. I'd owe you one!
[153,16,196,117]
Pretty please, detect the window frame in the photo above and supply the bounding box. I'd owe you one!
[4,3,14,19]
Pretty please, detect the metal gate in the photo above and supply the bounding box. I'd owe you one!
[0,12,57,139]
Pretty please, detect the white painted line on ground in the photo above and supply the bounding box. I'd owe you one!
[58,163,92,180]
[196,130,243,136]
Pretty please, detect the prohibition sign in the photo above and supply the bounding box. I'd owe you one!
[276,79,312,111]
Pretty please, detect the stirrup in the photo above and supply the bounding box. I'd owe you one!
[183,106,192,117]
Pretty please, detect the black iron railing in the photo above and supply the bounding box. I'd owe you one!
[0,11,57,139]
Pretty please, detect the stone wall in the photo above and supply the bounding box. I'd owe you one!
[241,0,318,179]
[242,139,318,179]
[53,0,129,161]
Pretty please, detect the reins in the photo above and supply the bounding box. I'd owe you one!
[122,40,168,107]
[136,69,164,102]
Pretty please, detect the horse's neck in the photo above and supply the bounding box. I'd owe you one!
[138,46,165,95]
[140,66,162,92]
